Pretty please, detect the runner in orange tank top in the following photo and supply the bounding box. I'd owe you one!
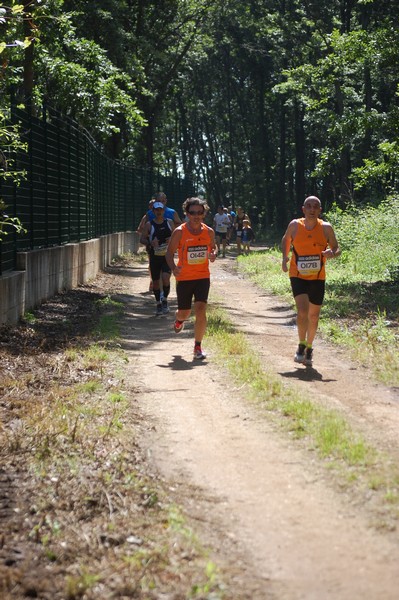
[166,197,217,360]
[281,196,340,367]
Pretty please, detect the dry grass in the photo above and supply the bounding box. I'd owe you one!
[0,268,232,600]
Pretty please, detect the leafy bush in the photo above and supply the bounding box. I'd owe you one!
[326,197,399,282]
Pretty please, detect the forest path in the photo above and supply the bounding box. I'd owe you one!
[120,251,399,600]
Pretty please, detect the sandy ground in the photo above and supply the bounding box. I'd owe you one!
[119,251,399,600]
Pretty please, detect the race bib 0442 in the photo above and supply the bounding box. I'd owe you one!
[297,254,321,276]
[187,245,208,264]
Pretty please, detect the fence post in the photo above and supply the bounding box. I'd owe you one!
[43,102,49,246]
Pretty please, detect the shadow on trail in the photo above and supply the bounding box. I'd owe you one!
[115,285,178,354]
[104,263,150,280]
[158,355,209,371]
[279,367,337,383]
[267,304,294,313]
[219,302,297,328]
[116,283,202,363]
[120,313,174,352]
[119,298,210,368]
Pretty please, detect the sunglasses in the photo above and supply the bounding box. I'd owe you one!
[188,209,204,216]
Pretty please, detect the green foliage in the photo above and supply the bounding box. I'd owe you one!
[238,250,291,299]
[1,0,147,155]
[0,2,34,50]
[0,197,27,241]
[351,141,399,192]
[0,110,27,175]
[326,197,399,282]
[0,3,34,237]
[38,36,145,143]
[3,1,399,216]
[0,129,27,236]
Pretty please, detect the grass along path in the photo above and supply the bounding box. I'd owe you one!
[237,247,399,387]
[206,301,399,529]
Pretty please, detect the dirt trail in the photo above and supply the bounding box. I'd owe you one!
[120,253,399,600]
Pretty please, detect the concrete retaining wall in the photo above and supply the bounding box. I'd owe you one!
[0,231,139,326]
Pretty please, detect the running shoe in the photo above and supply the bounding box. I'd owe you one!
[155,303,163,316]
[174,319,184,333]
[294,343,306,363]
[193,344,207,360]
[162,299,169,314]
[304,347,313,367]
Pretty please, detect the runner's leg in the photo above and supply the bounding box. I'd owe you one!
[294,293,310,342]
[306,302,322,346]
[193,301,207,343]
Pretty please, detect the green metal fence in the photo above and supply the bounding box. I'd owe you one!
[0,103,194,274]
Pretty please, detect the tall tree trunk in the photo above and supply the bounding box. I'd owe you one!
[340,0,355,33]
[360,4,373,160]
[277,98,287,229]
[334,79,352,204]
[294,101,305,212]
[224,47,236,208]
[23,0,35,111]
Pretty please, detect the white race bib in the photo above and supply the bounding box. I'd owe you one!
[297,254,321,276]
[187,245,208,264]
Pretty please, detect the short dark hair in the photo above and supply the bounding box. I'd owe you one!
[154,192,167,202]
[183,197,209,214]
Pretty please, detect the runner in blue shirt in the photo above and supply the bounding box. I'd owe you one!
[147,192,182,226]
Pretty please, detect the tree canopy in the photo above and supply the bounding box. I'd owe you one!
[1,0,399,223]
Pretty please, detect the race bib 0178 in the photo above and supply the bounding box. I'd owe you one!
[297,254,321,276]
[187,245,208,264]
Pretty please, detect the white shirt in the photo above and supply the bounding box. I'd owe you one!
[214,213,231,233]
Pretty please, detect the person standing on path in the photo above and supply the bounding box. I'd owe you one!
[281,195,340,366]
[241,219,255,255]
[235,207,251,255]
[213,205,231,258]
[227,207,236,243]
[166,197,217,360]
[140,202,175,316]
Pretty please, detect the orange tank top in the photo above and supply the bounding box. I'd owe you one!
[175,222,213,281]
[289,218,328,280]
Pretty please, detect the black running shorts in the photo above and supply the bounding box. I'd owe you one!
[149,255,171,280]
[176,278,211,310]
[290,277,325,306]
